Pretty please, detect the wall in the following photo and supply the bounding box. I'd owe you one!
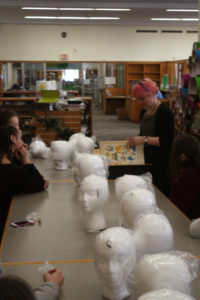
[0,24,197,61]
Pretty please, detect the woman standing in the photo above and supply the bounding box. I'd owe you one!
[127,79,174,195]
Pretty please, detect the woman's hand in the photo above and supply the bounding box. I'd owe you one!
[14,143,31,164]
[126,136,145,147]
[44,268,64,288]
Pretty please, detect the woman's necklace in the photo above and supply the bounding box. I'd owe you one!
[145,100,161,118]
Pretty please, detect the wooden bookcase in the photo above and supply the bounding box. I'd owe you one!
[126,62,165,96]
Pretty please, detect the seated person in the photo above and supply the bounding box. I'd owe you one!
[170,134,200,219]
[0,267,64,300]
[0,125,48,242]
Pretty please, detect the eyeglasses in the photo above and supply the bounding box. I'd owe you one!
[138,80,149,92]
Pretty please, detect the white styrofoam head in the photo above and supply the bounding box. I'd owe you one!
[115,175,150,201]
[95,227,136,300]
[29,140,50,159]
[79,174,109,212]
[50,140,74,170]
[135,252,195,296]
[189,218,200,238]
[72,153,108,184]
[138,289,195,300]
[69,132,95,153]
[133,212,174,256]
[121,188,156,228]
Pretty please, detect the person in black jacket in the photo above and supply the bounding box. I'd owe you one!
[0,125,48,242]
[127,79,174,196]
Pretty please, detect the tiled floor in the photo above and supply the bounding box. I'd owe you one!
[93,107,140,142]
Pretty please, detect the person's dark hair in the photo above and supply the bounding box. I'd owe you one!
[0,275,35,300]
[0,125,18,162]
[170,133,200,177]
[0,109,18,127]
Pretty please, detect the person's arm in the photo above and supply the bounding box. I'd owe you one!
[34,268,64,300]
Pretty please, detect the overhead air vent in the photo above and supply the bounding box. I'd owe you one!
[186,30,198,33]
[136,30,158,33]
[161,30,183,33]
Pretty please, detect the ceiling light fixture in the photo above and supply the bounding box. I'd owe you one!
[95,8,131,11]
[166,9,199,12]
[22,7,58,10]
[59,8,94,11]
[25,16,57,19]
[22,7,130,12]
[25,16,120,20]
[151,18,199,21]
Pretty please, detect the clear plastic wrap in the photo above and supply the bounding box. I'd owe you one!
[69,132,96,153]
[72,153,109,185]
[50,140,75,170]
[134,251,198,296]
[121,188,157,229]
[138,289,196,300]
[29,137,50,159]
[95,227,136,300]
[115,174,154,202]
[132,209,174,258]
[189,218,200,238]
[79,174,109,232]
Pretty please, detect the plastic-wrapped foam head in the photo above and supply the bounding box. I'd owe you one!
[133,212,174,256]
[79,174,109,212]
[50,140,74,170]
[29,140,50,159]
[121,188,156,228]
[73,153,108,182]
[135,252,197,296]
[115,175,150,201]
[138,289,196,300]
[69,132,95,153]
[189,218,200,238]
[95,227,136,300]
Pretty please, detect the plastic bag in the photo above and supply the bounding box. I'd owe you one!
[138,289,196,300]
[50,140,75,170]
[134,251,198,296]
[120,188,157,229]
[95,227,136,300]
[29,136,50,159]
[79,174,109,233]
[189,218,200,238]
[69,133,96,154]
[132,209,174,258]
[72,153,109,185]
[115,174,154,202]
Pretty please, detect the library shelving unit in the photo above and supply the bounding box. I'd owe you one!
[126,62,162,96]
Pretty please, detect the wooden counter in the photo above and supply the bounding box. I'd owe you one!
[102,95,126,114]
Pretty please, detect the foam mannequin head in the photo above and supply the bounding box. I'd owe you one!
[132,212,174,257]
[29,140,50,159]
[50,140,74,170]
[138,289,195,300]
[189,218,200,238]
[121,188,156,229]
[72,153,108,185]
[115,175,151,201]
[135,252,197,296]
[79,175,109,232]
[69,133,95,153]
[95,227,136,300]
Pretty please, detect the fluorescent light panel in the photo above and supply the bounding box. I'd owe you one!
[25,16,120,20]
[166,9,199,12]
[22,7,130,11]
[22,7,58,10]
[151,18,199,21]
